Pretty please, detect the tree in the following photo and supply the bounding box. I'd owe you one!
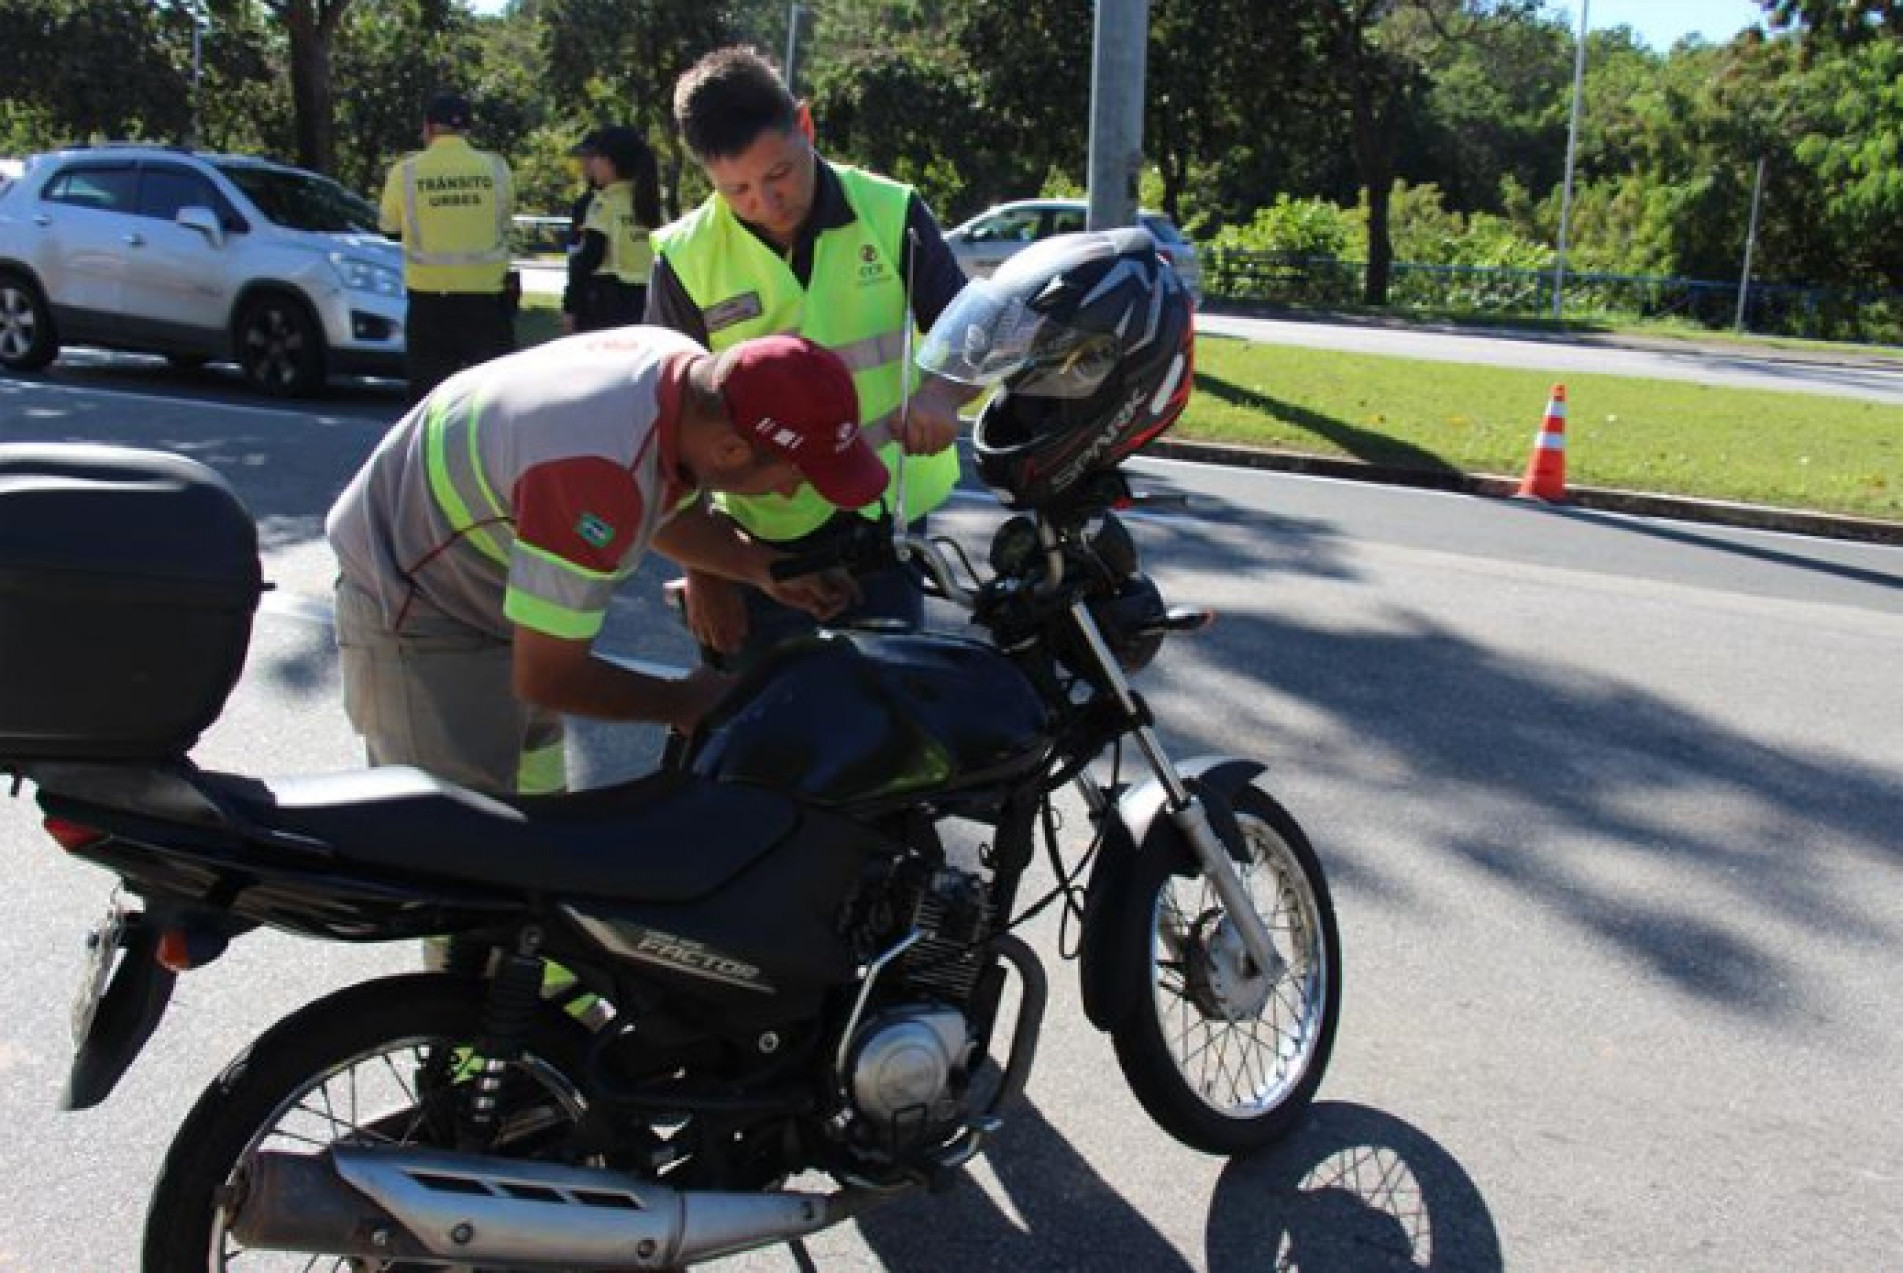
[208,0,460,174]
[1298,0,1544,305]
[1782,33,1903,286]
[0,0,194,145]
[537,0,742,217]
[1761,0,1902,44]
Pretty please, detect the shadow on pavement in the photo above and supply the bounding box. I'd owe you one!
[1207,1101,1502,1273]
[1127,505,1902,1020]
[851,1096,1194,1271]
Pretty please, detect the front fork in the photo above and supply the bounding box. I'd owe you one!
[1067,603,1287,985]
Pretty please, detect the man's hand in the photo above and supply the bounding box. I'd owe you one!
[559,312,578,335]
[682,569,749,655]
[764,565,858,622]
[666,664,735,736]
[896,375,971,455]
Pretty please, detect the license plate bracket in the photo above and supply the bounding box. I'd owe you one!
[71,900,129,1049]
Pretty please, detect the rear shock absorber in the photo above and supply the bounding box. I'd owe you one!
[459,927,545,1148]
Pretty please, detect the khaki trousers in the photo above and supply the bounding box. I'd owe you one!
[334,577,566,796]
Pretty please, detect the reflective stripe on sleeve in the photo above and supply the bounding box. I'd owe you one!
[424,396,511,565]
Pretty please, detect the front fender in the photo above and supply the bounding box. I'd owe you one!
[1077,757,1265,1032]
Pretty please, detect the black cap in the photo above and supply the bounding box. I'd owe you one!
[425,91,473,130]
[569,128,603,157]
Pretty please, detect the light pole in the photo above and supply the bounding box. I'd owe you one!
[784,3,806,98]
[1086,0,1148,232]
[187,3,208,148]
[1734,154,1767,332]
[1552,0,1589,321]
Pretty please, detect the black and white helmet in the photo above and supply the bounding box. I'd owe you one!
[919,227,1194,511]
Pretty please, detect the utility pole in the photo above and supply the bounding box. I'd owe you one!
[1086,0,1148,232]
[1552,0,1589,321]
[1734,155,1767,333]
[187,3,207,148]
[784,3,806,97]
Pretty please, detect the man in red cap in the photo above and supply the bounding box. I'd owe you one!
[327,328,881,797]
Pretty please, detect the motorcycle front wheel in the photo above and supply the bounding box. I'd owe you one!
[1109,783,1341,1156]
[142,972,596,1272]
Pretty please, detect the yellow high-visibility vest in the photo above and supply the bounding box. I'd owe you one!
[584,181,654,286]
[380,135,513,293]
[654,164,957,541]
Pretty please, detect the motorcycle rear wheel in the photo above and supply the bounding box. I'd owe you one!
[142,972,596,1272]
[1109,784,1341,1155]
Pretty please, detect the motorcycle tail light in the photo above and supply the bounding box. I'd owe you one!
[43,817,106,852]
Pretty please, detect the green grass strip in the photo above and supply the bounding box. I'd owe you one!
[1186,336,1903,522]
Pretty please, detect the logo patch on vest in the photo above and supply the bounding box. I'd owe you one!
[704,291,764,333]
[575,512,616,549]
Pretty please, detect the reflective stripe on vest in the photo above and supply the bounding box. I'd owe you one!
[654,165,958,541]
[398,139,511,290]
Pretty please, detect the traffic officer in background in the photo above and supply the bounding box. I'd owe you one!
[644,46,973,672]
[565,128,602,249]
[563,126,661,333]
[381,90,518,403]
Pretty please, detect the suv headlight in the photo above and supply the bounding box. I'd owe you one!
[329,253,403,298]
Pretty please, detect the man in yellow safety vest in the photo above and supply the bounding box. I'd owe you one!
[381,90,517,403]
[645,46,974,672]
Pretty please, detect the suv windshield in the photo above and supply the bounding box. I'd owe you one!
[216,163,379,233]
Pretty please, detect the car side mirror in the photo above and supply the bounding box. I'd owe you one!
[177,205,225,248]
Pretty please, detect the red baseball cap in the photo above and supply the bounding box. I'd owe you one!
[714,334,889,509]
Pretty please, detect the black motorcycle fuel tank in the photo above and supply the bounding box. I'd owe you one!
[690,632,1054,811]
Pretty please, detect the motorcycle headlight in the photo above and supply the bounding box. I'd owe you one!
[328,253,403,298]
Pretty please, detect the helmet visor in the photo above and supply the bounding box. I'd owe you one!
[918,280,1117,400]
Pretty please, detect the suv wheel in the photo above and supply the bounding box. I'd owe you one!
[235,293,325,397]
[0,272,58,371]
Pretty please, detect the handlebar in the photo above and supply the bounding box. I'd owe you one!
[765,512,980,609]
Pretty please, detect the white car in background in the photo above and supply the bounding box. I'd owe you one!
[943,198,1202,303]
[0,144,405,396]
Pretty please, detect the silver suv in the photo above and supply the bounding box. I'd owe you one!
[944,198,1202,304]
[0,145,405,396]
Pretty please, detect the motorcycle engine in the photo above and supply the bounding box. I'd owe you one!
[837,861,992,1149]
[846,1006,970,1132]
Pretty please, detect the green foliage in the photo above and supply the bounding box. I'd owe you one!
[1209,195,1355,259]
[0,0,195,146]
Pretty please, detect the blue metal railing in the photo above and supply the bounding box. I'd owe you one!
[1202,248,1903,344]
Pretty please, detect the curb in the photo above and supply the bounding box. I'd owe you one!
[1144,437,1903,548]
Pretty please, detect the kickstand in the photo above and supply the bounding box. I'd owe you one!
[788,1237,821,1273]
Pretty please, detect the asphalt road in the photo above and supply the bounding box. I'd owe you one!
[2,367,1902,1271]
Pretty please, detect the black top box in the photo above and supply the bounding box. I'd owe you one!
[0,444,264,761]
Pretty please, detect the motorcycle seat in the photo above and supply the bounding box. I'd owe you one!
[199,765,800,903]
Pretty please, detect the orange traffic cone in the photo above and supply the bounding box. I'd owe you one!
[1515,384,1568,502]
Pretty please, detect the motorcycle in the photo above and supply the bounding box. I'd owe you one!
[1,232,1340,1271]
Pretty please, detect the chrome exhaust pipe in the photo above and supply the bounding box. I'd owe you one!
[231,1146,868,1269]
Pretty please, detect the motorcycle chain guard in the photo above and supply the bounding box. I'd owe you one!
[1077,756,1264,1034]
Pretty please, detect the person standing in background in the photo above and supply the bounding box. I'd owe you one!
[565,128,602,250]
[381,90,517,403]
[564,126,661,333]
